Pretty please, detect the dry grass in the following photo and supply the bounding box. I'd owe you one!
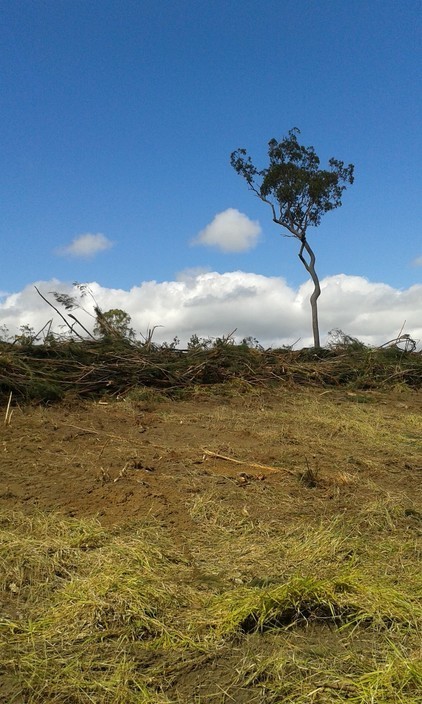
[1,385,421,702]
[1,498,420,703]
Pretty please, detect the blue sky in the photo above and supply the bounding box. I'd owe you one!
[0,0,421,346]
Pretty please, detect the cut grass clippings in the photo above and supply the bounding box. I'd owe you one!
[1,503,421,703]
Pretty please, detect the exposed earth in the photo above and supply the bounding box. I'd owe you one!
[1,384,421,703]
[2,386,421,531]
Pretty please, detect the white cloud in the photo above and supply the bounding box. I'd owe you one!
[192,208,261,252]
[176,266,211,282]
[412,255,422,267]
[0,273,421,348]
[56,233,113,258]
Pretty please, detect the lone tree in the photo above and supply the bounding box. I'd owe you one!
[94,308,136,341]
[230,128,354,348]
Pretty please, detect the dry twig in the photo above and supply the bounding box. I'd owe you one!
[4,392,13,426]
[202,448,295,474]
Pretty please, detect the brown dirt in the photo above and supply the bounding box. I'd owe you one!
[1,387,421,535]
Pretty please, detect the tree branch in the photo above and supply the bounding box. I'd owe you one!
[35,287,85,340]
[68,313,96,340]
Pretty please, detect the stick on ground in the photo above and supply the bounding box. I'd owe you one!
[4,392,12,426]
[202,448,295,475]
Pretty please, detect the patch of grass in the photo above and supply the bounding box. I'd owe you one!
[123,386,168,411]
[0,511,198,703]
[1,476,421,702]
[190,387,421,488]
[298,458,320,487]
[232,634,421,703]
[184,491,421,701]
[0,511,108,605]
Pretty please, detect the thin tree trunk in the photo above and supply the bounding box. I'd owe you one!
[298,238,321,348]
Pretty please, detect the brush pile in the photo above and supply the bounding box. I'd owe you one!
[0,335,420,403]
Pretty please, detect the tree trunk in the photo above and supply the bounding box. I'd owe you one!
[298,238,321,348]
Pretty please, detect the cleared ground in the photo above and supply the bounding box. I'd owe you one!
[1,384,421,702]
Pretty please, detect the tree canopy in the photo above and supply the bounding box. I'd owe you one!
[230,128,354,239]
[94,308,135,341]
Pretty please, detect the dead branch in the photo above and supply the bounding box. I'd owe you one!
[35,286,85,340]
[202,448,295,475]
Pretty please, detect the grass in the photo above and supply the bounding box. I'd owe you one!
[1,500,420,703]
[1,513,194,703]
[1,384,420,702]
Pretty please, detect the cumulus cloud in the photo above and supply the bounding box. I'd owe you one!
[176,266,211,282]
[192,208,261,252]
[412,255,422,267]
[1,273,421,349]
[56,233,113,258]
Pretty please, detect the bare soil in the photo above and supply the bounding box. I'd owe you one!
[1,387,421,532]
[1,385,421,703]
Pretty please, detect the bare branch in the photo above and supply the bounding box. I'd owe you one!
[35,287,85,340]
[68,313,96,340]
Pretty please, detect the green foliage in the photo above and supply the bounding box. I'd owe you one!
[52,292,79,311]
[94,308,135,341]
[240,335,264,350]
[53,282,96,313]
[328,328,367,352]
[231,127,354,236]
[187,334,213,350]
[14,324,36,346]
[159,336,180,350]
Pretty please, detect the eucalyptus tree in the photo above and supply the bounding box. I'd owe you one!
[230,129,354,348]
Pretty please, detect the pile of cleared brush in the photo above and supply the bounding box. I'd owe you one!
[0,338,421,403]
